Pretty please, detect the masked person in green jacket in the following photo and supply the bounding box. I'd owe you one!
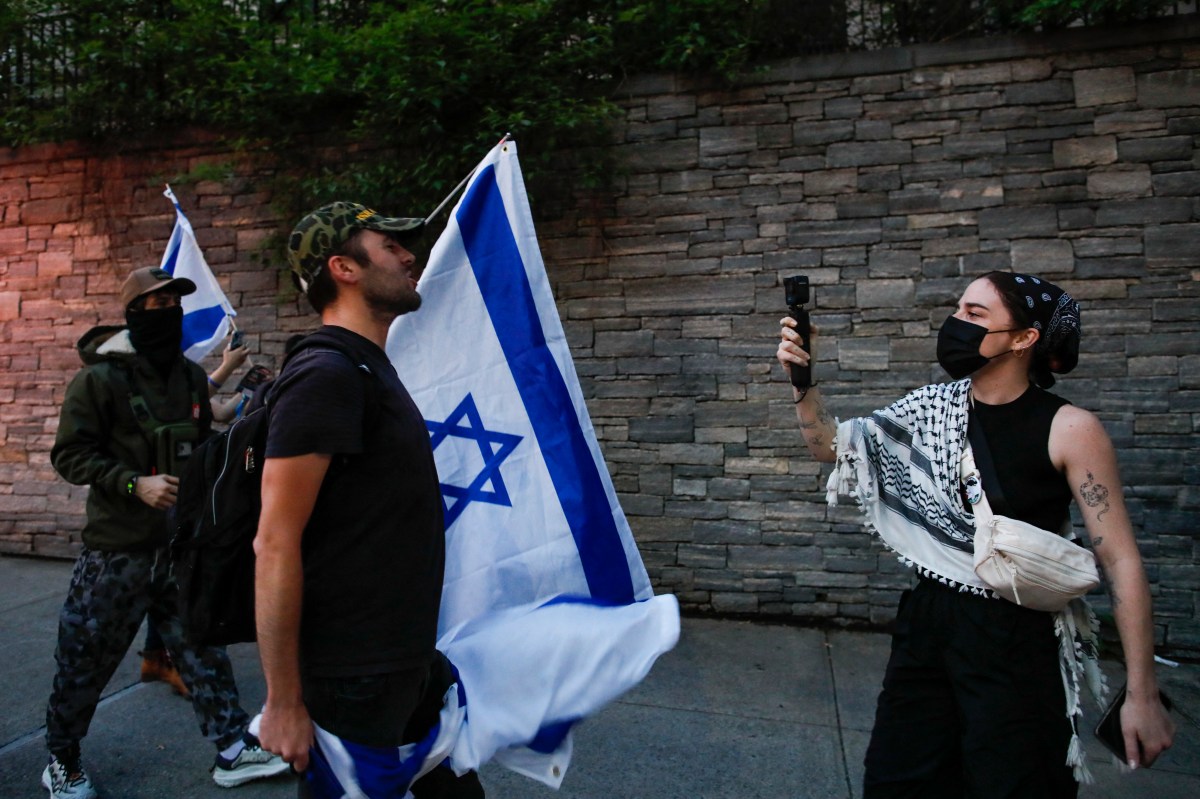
[43,267,290,799]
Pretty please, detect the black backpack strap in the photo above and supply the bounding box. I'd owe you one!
[967,402,1012,517]
[273,333,383,430]
[278,331,372,376]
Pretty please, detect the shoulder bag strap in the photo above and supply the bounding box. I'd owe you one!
[966,401,1012,517]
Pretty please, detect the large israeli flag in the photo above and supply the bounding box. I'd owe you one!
[161,186,235,361]
[388,140,654,633]
[387,141,677,787]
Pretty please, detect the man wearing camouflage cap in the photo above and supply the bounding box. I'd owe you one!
[255,203,483,797]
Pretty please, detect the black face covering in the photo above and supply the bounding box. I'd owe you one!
[936,315,1019,380]
[126,305,184,369]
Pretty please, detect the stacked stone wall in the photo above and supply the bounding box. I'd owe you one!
[537,20,1200,653]
[1,19,1198,652]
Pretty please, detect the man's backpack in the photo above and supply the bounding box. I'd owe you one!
[170,335,378,647]
[171,400,271,646]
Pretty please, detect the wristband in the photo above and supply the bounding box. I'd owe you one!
[793,383,818,403]
[126,475,139,496]
[207,375,222,389]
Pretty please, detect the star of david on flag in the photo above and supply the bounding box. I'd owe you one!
[426,394,523,528]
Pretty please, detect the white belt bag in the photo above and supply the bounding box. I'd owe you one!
[960,448,1100,611]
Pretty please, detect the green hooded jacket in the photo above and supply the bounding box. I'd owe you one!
[51,325,213,551]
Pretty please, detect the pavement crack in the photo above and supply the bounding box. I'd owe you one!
[0,681,146,758]
[824,630,854,799]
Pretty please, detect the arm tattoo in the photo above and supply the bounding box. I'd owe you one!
[800,399,835,448]
[1080,471,1111,521]
[1098,563,1123,608]
[815,401,834,428]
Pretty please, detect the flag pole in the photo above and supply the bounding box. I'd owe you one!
[423,133,512,226]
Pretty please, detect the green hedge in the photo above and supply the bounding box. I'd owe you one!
[0,1,1181,221]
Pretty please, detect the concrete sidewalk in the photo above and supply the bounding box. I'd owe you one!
[1,554,1195,798]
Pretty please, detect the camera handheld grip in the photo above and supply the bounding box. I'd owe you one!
[789,305,812,389]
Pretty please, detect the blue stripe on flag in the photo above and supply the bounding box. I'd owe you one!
[161,231,182,275]
[181,305,226,354]
[456,165,635,605]
[527,719,575,754]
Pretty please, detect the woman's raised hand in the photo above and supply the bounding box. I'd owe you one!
[777,316,818,376]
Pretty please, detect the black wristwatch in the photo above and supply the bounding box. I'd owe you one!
[126,475,139,496]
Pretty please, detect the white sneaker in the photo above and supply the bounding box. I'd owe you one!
[41,754,97,799]
[211,732,291,788]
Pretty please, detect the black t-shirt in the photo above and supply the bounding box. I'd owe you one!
[265,325,445,677]
[971,385,1073,532]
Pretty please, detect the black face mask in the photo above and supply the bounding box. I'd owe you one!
[126,305,184,369]
[936,315,1018,380]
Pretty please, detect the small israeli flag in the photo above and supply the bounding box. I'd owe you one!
[388,140,654,633]
[161,186,235,361]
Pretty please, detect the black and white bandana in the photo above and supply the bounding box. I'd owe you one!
[999,273,1081,374]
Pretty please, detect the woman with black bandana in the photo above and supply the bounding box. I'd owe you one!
[777,272,1173,798]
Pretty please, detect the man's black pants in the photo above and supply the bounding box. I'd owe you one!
[299,653,484,798]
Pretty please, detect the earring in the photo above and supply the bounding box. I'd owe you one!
[1015,348,1026,359]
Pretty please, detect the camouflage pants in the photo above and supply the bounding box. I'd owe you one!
[45,547,251,757]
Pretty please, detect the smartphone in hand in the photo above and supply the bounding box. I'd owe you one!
[1094,683,1173,761]
[236,365,272,393]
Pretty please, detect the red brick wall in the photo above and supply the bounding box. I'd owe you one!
[0,135,310,555]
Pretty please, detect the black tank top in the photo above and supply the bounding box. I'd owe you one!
[970,385,1073,532]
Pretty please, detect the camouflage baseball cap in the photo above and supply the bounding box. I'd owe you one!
[287,201,424,292]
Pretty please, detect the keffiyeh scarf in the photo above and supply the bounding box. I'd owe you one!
[826,378,1107,782]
